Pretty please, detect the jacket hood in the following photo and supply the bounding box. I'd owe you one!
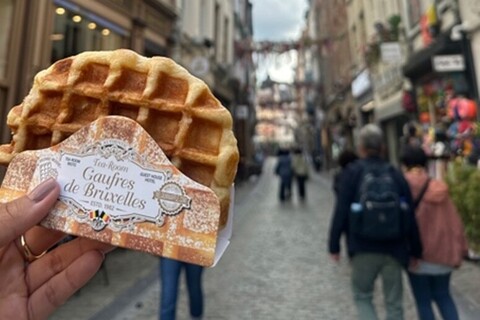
[404,169,449,204]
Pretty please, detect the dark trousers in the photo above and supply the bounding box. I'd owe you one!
[408,272,459,320]
[159,257,204,320]
[295,175,307,199]
[279,176,292,201]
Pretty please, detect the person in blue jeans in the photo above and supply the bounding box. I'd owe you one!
[274,148,293,201]
[408,273,458,320]
[401,146,467,320]
[159,257,204,320]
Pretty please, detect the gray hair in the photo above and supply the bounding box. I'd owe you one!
[359,124,383,155]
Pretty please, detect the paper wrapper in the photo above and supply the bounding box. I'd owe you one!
[0,116,233,267]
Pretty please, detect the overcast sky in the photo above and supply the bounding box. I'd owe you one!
[251,0,308,83]
[252,0,308,41]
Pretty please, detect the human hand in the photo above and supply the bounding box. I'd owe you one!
[0,178,114,320]
[330,253,340,263]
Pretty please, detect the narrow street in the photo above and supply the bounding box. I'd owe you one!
[51,158,480,320]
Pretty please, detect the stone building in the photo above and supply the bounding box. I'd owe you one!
[309,0,352,168]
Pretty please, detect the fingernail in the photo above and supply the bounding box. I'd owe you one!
[28,178,58,202]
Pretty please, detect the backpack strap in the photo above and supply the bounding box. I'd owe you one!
[413,178,431,209]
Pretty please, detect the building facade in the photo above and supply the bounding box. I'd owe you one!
[298,3,324,171]
[311,0,352,168]
[232,0,257,179]
[306,0,480,168]
[346,0,407,165]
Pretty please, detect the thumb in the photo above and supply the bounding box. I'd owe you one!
[0,178,60,246]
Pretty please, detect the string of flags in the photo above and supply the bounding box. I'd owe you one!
[235,34,347,57]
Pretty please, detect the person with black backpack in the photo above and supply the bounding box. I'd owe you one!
[328,124,422,320]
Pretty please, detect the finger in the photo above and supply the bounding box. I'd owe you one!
[23,226,66,257]
[0,179,59,247]
[28,250,104,320]
[26,237,114,292]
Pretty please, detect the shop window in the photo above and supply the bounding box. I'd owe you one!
[0,0,13,79]
[144,40,167,58]
[407,0,422,29]
[223,17,229,63]
[51,5,128,63]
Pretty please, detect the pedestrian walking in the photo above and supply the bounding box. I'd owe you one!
[159,257,204,320]
[401,145,468,320]
[332,149,358,197]
[291,147,309,200]
[328,124,422,320]
[274,148,293,201]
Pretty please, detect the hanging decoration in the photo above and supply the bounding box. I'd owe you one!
[235,34,346,59]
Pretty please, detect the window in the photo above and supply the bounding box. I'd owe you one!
[51,5,128,62]
[199,0,208,38]
[407,0,422,29]
[223,17,229,62]
[214,3,220,59]
[0,0,13,79]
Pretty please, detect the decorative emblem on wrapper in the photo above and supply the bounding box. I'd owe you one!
[0,117,225,267]
[89,210,111,231]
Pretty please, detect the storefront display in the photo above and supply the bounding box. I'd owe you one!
[51,3,128,62]
[409,72,479,178]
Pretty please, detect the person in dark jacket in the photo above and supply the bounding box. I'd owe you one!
[328,124,422,320]
[274,148,293,201]
[332,149,358,196]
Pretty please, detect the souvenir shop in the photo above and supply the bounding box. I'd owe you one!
[402,32,478,179]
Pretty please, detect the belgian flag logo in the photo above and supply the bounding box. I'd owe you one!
[89,209,111,231]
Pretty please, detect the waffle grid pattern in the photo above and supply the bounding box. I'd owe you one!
[1,50,238,226]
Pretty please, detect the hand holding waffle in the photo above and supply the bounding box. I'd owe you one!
[0,179,113,320]
[0,49,238,266]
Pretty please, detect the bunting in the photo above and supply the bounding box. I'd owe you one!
[235,34,346,58]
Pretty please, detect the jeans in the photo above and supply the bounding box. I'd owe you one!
[279,176,292,201]
[351,253,403,320]
[159,257,204,320]
[408,272,459,320]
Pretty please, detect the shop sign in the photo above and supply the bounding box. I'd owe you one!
[432,55,465,72]
[380,42,403,64]
[352,69,371,98]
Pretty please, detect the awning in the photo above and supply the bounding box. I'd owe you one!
[402,33,463,80]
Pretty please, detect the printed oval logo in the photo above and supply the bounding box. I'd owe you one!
[154,182,192,216]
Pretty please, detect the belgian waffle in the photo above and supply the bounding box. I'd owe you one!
[0,49,239,227]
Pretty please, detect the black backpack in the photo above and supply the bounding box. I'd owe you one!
[349,162,408,241]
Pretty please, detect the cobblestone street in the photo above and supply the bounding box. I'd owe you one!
[51,158,480,320]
